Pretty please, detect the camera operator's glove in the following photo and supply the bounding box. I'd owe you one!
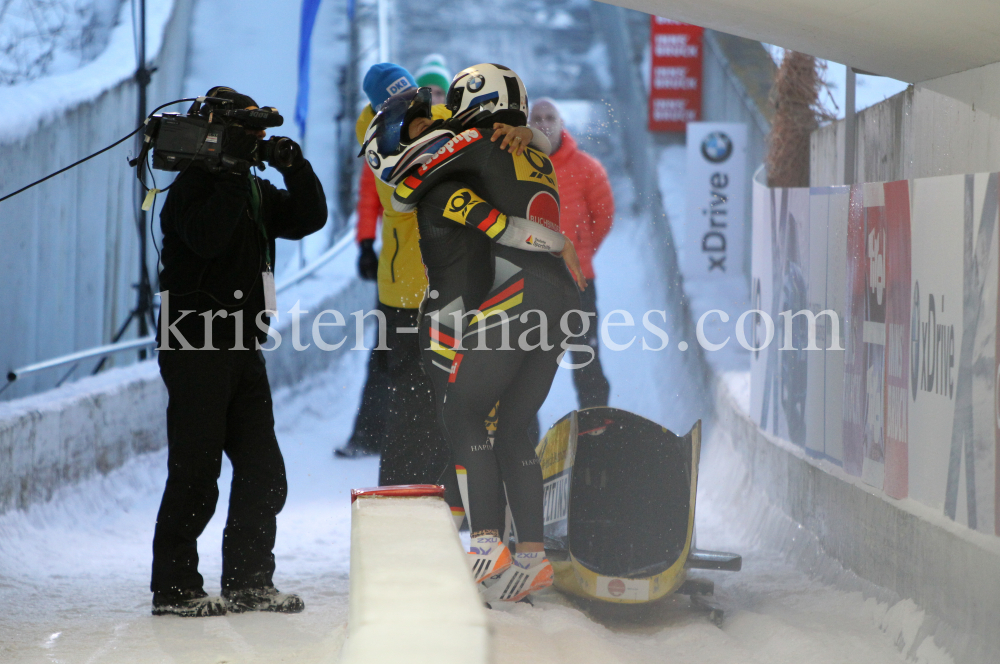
[358,239,378,281]
[264,136,305,172]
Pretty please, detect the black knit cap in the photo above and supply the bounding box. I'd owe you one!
[206,86,258,110]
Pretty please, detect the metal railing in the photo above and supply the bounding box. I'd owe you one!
[1,222,357,396]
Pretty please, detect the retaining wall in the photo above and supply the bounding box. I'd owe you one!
[811,84,1000,187]
[0,260,374,515]
[749,163,1000,662]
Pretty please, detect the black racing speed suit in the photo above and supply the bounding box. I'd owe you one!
[393,126,582,541]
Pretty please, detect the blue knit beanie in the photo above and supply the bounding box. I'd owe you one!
[363,63,416,110]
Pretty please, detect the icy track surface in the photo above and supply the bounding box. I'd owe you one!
[0,209,932,663]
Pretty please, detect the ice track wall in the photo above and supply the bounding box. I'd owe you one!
[0,0,193,402]
[341,493,490,664]
[744,169,1000,662]
[717,381,1000,663]
[0,274,375,515]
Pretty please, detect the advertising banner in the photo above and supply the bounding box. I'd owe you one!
[824,187,849,464]
[750,171,1000,535]
[940,173,997,531]
[750,173,773,430]
[842,185,867,477]
[806,187,849,463]
[685,122,748,285]
[996,174,1000,535]
[883,180,912,499]
[907,176,965,516]
[861,182,888,490]
[752,185,810,445]
[648,17,702,132]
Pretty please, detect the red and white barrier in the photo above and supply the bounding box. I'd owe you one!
[339,485,490,664]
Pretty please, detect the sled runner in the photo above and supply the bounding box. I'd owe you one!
[536,407,741,605]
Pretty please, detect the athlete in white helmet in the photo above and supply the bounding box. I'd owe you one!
[365,63,586,603]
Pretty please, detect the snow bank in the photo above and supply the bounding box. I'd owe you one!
[341,492,489,664]
[0,0,176,143]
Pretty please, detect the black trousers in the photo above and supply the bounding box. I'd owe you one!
[571,281,611,408]
[346,301,392,453]
[422,271,581,542]
[151,349,287,594]
[376,305,453,487]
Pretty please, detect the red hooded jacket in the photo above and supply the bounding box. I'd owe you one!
[550,129,614,280]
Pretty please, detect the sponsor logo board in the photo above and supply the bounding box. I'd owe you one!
[648,17,702,132]
[685,122,748,288]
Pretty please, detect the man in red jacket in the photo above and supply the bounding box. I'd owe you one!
[529,98,613,407]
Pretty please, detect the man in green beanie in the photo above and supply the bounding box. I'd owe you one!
[415,53,451,105]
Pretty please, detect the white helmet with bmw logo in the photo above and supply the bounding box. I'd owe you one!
[446,63,529,127]
[359,86,456,186]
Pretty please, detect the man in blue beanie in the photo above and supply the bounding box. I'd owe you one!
[363,62,417,110]
[337,64,454,503]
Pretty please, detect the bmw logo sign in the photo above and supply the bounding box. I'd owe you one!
[701,132,733,163]
[367,150,380,169]
[467,74,485,92]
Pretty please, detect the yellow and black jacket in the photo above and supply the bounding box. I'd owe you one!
[354,104,452,309]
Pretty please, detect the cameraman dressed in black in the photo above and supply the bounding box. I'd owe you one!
[151,87,326,617]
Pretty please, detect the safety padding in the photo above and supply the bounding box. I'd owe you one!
[340,485,490,664]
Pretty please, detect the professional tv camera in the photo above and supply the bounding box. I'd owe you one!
[133,95,298,173]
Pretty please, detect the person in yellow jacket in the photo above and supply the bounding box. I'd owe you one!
[337,63,543,502]
[335,65,447,486]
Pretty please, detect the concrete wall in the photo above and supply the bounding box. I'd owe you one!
[0,0,194,402]
[715,381,1000,664]
[0,360,166,513]
[0,262,374,515]
[811,82,1000,187]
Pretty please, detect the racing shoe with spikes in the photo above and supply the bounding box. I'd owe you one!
[481,551,553,603]
[468,535,512,584]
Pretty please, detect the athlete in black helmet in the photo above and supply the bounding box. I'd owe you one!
[364,63,587,603]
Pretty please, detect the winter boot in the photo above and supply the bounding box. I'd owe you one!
[152,588,227,617]
[481,552,553,603]
[468,535,512,584]
[223,586,305,614]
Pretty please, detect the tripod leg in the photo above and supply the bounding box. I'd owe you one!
[92,309,138,375]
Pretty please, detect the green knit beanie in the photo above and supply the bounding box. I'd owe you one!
[415,54,451,91]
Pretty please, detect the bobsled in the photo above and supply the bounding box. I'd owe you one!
[536,407,741,605]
